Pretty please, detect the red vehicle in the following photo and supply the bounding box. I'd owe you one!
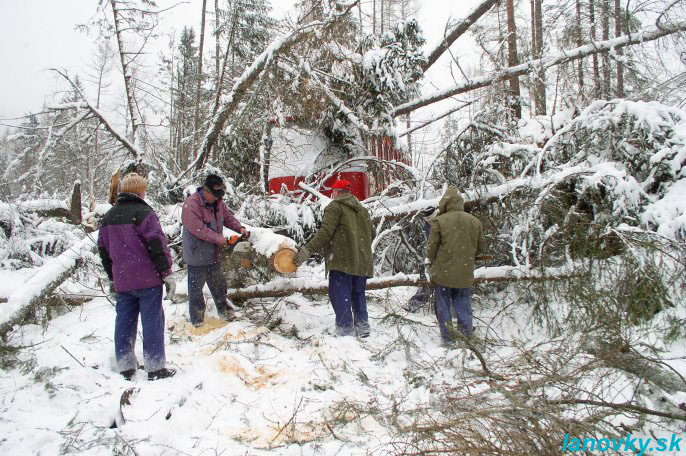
[267,121,409,201]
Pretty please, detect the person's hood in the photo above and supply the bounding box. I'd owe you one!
[438,186,464,214]
[335,192,364,213]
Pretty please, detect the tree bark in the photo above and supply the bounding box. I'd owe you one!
[110,0,141,146]
[590,0,601,97]
[533,0,546,115]
[194,0,208,151]
[69,181,82,225]
[576,0,585,99]
[601,0,611,96]
[505,0,522,118]
[215,0,221,89]
[615,0,625,97]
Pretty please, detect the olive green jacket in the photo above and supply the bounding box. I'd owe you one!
[305,193,374,277]
[427,186,486,288]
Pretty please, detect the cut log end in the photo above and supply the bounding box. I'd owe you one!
[272,248,297,274]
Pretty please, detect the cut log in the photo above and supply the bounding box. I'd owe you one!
[272,247,297,273]
[227,265,579,301]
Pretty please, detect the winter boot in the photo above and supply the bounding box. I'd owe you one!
[121,369,136,381]
[218,309,237,322]
[148,368,177,381]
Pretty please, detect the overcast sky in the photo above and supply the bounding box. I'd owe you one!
[0,0,482,138]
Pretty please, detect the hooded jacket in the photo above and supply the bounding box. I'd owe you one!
[305,192,373,277]
[97,193,172,292]
[427,186,486,288]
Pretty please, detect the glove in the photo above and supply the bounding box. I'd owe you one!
[420,207,437,219]
[240,228,251,240]
[104,279,116,300]
[163,276,176,301]
[294,246,310,267]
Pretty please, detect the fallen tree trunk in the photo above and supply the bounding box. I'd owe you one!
[422,0,499,72]
[0,234,98,340]
[227,265,578,301]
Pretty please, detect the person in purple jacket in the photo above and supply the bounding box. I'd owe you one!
[182,174,250,327]
[98,173,177,381]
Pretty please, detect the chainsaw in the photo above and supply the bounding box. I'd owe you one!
[226,232,252,269]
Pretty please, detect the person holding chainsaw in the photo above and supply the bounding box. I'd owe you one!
[181,174,250,327]
[294,179,373,337]
[98,172,177,381]
[426,186,486,345]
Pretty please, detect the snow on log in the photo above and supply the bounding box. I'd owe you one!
[222,226,298,274]
[0,199,71,220]
[227,264,578,301]
[370,161,622,222]
[0,233,98,338]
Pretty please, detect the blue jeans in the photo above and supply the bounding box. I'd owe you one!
[328,270,369,336]
[188,263,229,325]
[434,286,473,341]
[115,286,165,372]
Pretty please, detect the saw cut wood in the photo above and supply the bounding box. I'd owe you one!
[272,247,297,273]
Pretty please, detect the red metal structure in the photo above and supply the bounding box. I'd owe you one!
[267,123,409,201]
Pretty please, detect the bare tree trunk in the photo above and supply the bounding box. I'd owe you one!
[110,0,140,145]
[215,0,221,88]
[380,0,385,34]
[506,0,522,118]
[531,0,546,115]
[194,0,208,152]
[590,0,601,97]
[576,0,585,98]
[615,0,625,97]
[358,1,363,37]
[602,0,611,97]
[373,0,377,34]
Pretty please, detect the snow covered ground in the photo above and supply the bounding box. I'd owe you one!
[2,258,686,455]
[0,263,458,455]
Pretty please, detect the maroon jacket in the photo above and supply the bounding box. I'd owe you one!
[181,189,243,266]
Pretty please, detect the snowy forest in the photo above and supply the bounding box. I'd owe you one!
[1,0,686,454]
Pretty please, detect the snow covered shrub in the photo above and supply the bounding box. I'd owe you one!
[0,203,83,269]
[540,100,686,240]
[433,106,519,189]
[239,193,318,244]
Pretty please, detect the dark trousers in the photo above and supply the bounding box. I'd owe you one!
[434,286,473,341]
[115,286,165,372]
[328,270,369,336]
[188,264,229,325]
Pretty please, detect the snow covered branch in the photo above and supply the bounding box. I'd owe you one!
[227,265,578,301]
[0,233,98,339]
[52,69,143,161]
[175,3,359,184]
[394,22,686,116]
[422,0,499,72]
